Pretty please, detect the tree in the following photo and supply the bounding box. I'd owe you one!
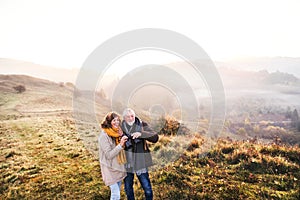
[285,106,292,118]
[59,82,64,87]
[98,88,107,99]
[297,121,300,132]
[291,109,299,128]
[13,85,26,93]
[237,127,247,136]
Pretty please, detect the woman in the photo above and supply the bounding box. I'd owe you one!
[99,112,128,200]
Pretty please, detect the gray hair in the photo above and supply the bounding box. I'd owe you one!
[122,108,135,117]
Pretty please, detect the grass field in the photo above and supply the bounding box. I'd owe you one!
[1,74,300,199]
[1,114,299,199]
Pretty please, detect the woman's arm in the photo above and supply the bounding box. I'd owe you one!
[99,133,123,160]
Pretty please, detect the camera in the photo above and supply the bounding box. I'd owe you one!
[125,134,133,149]
[125,139,133,149]
[126,134,133,140]
[125,133,142,149]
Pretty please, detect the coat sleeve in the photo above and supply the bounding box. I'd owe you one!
[141,122,159,143]
[99,132,123,160]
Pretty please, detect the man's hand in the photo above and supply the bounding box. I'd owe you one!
[131,132,141,139]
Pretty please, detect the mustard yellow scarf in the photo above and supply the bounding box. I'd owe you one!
[103,127,127,164]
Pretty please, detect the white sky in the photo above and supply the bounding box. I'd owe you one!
[0,0,300,69]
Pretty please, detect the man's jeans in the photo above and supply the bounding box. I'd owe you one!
[124,172,153,200]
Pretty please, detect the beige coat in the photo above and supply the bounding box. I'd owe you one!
[98,131,126,186]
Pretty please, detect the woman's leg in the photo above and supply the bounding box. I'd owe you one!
[118,181,122,190]
[109,181,121,200]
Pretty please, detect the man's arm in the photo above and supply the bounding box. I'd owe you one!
[141,121,159,143]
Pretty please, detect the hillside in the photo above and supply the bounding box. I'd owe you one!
[1,110,299,199]
[150,137,300,199]
[0,74,75,116]
[0,74,111,157]
[0,74,300,199]
[1,74,299,144]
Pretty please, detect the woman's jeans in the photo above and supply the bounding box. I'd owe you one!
[124,172,153,200]
[109,181,122,200]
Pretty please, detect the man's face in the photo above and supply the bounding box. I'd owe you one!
[124,111,135,126]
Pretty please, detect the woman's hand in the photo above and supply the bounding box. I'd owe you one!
[120,135,128,147]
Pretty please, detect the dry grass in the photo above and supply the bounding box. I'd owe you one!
[148,137,300,199]
[1,115,300,199]
[0,115,113,200]
[1,74,300,199]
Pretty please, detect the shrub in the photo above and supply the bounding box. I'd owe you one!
[158,116,190,135]
[13,85,26,93]
[221,146,235,154]
[187,138,200,151]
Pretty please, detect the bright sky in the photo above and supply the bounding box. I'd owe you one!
[0,0,300,69]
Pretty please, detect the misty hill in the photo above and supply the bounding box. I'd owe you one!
[216,56,300,78]
[0,74,75,93]
[0,58,79,83]
[218,67,300,89]
[263,70,299,85]
[1,57,300,96]
[105,63,300,120]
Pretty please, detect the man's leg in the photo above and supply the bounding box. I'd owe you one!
[124,172,135,200]
[137,172,153,200]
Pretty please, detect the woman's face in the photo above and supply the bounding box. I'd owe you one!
[111,117,120,129]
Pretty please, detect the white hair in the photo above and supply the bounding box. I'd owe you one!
[122,108,135,117]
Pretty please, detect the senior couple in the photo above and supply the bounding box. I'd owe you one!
[98,108,159,200]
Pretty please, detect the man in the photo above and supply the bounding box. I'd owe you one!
[121,108,159,200]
